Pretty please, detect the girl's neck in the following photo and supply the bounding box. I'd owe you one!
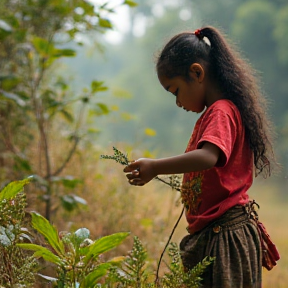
[204,79,223,107]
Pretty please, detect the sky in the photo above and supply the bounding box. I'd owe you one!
[89,0,192,44]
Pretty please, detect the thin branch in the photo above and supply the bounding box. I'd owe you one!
[49,136,80,178]
[155,207,184,286]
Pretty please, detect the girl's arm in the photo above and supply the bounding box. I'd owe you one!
[124,141,220,186]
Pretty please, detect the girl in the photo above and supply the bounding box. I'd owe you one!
[123,26,277,287]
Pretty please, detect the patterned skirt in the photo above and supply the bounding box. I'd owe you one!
[180,205,262,288]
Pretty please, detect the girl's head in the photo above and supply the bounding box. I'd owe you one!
[156,26,276,177]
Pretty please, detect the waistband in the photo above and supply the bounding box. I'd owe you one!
[201,202,259,234]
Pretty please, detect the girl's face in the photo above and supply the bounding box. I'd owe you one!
[158,72,206,113]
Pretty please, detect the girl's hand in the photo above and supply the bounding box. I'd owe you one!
[123,158,157,186]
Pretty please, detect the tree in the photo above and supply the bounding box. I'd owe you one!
[0,0,137,220]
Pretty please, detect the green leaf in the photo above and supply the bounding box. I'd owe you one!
[123,0,138,7]
[91,80,108,93]
[96,103,109,114]
[0,75,20,90]
[60,109,74,123]
[98,18,113,29]
[32,37,55,58]
[13,156,32,172]
[53,48,76,58]
[0,179,30,202]
[82,232,130,264]
[61,177,83,188]
[60,194,87,212]
[80,263,111,288]
[17,243,63,265]
[30,212,65,256]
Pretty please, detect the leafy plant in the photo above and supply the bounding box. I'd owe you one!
[161,242,215,288]
[0,0,138,221]
[0,178,38,287]
[17,210,130,287]
[106,236,214,288]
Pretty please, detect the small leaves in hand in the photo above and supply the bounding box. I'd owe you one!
[100,146,129,166]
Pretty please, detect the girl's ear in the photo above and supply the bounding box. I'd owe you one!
[189,63,205,82]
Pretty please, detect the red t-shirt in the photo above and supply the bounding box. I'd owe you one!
[182,99,253,234]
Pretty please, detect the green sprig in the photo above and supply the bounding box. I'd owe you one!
[100,147,181,191]
[100,146,129,166]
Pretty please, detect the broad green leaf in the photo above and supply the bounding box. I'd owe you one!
[96,103,109,114]
[98,18,113,29]
[17,243,63,265]
[82,232,130,264]
[80,263,111,288]
[0,179,30,202]
[144,128,156,137]
[32,37,55,58]
[123,0,138,7]
[30,212,65,256]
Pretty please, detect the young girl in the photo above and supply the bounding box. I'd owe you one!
[123,26,277,287]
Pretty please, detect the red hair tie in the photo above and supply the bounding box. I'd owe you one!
[194,28,204,40]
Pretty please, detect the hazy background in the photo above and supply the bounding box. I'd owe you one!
[1,0,287,286]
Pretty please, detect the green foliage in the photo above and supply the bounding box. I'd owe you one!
[0,0,137,220]
[161,243,215,288]
[0,179,38,287]
[106,236,214,288]
[106,236,149,288]
[100,146,129,166]
[1,180,214,288]
[18,209,130,287]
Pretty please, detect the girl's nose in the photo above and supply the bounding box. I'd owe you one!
[176,98,182,107]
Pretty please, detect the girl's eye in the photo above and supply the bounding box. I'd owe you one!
[173,89,179,97]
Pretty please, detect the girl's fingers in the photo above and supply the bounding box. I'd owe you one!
[123,160,138,173]
[126,171,140,180]
[128,178,144,186]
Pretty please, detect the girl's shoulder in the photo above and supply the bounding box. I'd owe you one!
[207,99,240,118]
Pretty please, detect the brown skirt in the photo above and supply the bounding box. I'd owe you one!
[180,205,262,288]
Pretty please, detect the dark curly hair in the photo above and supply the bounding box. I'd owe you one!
[156,26,275,177]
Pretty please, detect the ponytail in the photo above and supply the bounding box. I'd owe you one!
[157,26,275,177]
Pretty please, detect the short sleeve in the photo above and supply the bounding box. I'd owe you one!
[197,105,238,167]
